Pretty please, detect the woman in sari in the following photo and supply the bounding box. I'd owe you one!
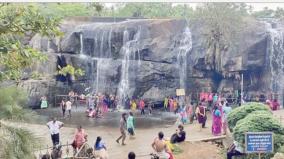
[102,95,108,113]
[212,105,222,136]
[169,97,174,112]
[72,125,88,153]
[131,100,137,111]
[196,103,207,131]
[272,99,280,111]
[180,107,188,124]
[173,99,178,114]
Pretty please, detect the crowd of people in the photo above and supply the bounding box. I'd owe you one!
[45,115,186,159]
[43,89,282,159]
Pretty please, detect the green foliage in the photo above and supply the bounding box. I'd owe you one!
[172,144,183,155]
[0,123,40,159]
[87,3,105,16]
[0,86,39,158]
[0,86,37,121]
[35,3,92,18]
[233,112,284,158]
[31,72,43,80]
[227,102,271,131]
[0,4,61,81]
[58,64,85,79]
[253,7,284,19]
[114,3,194,18]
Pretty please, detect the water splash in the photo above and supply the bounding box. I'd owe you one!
[176,27,193,91]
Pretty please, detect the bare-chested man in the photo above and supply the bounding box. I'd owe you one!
[151,131,170,159]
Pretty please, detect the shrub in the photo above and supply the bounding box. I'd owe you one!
[233,112,284,158]
[0,86,36,121]
[227,102,271,131]
[0,86,40,158]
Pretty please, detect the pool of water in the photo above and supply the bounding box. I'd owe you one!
[34,107,177,129]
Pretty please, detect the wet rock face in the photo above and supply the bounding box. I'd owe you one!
[26,17,284,105]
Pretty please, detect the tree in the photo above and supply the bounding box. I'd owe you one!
[192,3,248,72]
[0,3,62,81]
[252,7,275,18]
[0,4,62,158]
[35,3,92,18]
[113,3,194,18]
[87,3,104,16]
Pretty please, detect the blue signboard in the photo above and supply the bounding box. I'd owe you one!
[245,132,274,153]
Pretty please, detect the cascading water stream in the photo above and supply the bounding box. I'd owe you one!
[176,27,193,91]
[117,27,142,108]
[100,31,105,57]
[265,21,284,106]
[80,33,84,55]
[108,27,112,57]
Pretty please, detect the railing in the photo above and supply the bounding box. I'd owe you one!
[35,142,93,159]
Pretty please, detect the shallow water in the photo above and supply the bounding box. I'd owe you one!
[34,107,177,129]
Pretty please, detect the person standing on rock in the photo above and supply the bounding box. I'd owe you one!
[116,113,127,145]
[46,117,64,146]
[66,99,72,117]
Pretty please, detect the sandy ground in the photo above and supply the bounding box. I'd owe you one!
[11,113,214,159]
[10,109,284,159]
[175,142,223,159]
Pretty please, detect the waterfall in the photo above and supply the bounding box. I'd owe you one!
[117,27,142,108]
[118,30,131,108]
[266,22,284,105]
[176,27,193,91]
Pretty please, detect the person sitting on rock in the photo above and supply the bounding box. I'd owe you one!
[170,125,186,144]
